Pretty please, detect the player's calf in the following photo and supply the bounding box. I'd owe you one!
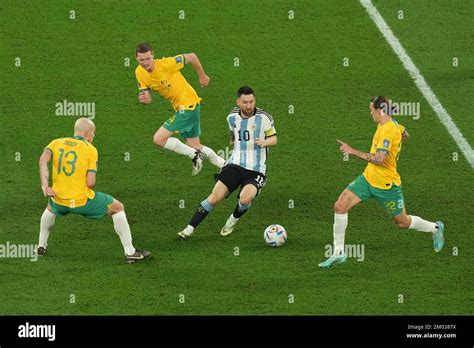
[108,199,151,261]
[38,207,56,253]
[178,198,215,240]
[393,211,445,252]
[393,216,411,229]
[221,186,255,237]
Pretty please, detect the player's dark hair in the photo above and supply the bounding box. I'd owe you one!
[237,86,254,97]
[371,95,395,115]
[136,43,153,54]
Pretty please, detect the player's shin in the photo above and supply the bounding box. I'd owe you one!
[201,146,226,168]
[112,211,136,255]
[164,137,196,158]
[39,209,56,248]
[408,215,438,233]
[333,213,348,256]
[233,201,251,219]
[186,199,214,234]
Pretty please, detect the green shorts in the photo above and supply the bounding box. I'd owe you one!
[163,103,201,139]
[49,192,114,220]
[347,175,405,217]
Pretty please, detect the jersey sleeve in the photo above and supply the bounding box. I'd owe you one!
[262,115,277,137]
[160,55,185,73]
[227,115,233,131]
[87,147,98,173]
[44,139,57,155]
[375,127,395,153]
[135,68,150,92]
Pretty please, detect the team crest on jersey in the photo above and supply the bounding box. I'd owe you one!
[251,124,257,131]
[383,139,390,147]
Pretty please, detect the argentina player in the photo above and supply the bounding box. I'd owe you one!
[178,86,277,239]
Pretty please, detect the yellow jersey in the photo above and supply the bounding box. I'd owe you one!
[45,136,98,207]
[135,55,201,111]
[363,119,405,189]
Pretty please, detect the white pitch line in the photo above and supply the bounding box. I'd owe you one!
[360,0,474,168]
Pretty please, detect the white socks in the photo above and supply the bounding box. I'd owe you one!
[329,213,436,258]
[201,146,226,168]
[333,213,348,256]
[39,209,56,248]
[183,225,195,236]
[163,138,226,169]
[408,215,437,233]
[112,211,136,255]
[164,137,196,158]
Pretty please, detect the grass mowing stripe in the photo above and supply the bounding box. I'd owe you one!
[360,0,474,168]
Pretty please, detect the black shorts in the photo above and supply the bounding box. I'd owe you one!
[214,164,267,196]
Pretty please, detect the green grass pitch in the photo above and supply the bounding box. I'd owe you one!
[0,0,472,315]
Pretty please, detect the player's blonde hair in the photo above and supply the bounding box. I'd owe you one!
[74,117,95,134]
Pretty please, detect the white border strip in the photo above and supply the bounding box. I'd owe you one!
[360,0,474,168]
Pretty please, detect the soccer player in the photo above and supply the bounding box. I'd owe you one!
[177,86,277,239]
[319,96,445,269]
[37,118,150,263]
[135,42,226,175]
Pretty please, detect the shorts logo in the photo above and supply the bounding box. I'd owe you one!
[168,115,176,124]
[175,56,182,64]
[383,139,390,148]
[384,201,396,211]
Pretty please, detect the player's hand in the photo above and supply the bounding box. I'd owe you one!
[401,130,409,142]
[255,138,267,147]
[337,140,355,155]
[138,90,152,104]
[42,186,56,197]
[199,75,210,87]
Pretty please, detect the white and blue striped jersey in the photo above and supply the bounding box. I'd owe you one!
[226,107,277,175]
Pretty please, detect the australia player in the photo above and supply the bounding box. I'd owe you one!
[319,96,445,269]
[135,43,225,175]
[37,118,150,263]
[177,86,277,239]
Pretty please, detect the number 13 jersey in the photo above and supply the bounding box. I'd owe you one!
[45,136,98,207]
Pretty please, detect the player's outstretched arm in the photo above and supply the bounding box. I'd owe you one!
[337,140,386,165]
[39,150,55,197]
[183,53,210,87]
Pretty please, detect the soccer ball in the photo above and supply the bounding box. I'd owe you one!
[264,224,287,247]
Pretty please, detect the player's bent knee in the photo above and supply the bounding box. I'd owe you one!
[239,195,253,206]
[334,200,347,214]
[153,134,166,148]
[109,200,124,215]
[395,220,410,229]
[207,194,220,207]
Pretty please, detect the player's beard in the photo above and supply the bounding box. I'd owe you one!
[242,108,253,117]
